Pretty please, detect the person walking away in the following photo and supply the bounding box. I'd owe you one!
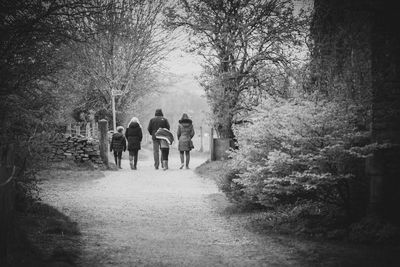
[125,117,143,170]
[155,128,174,170]
[110,126,126,169]
[177,113,195,169]
[147,109,170,169]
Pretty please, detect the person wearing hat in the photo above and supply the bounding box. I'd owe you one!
[177,113,195,169]
[110,126,127,169]
[147,108,170,169]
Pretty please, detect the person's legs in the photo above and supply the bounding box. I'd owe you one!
[165,148,169,161]
[161,148,169,170]
[117,151,122,169]
[152,139,160,169]
[185,151,190,169]
[129,151,134,170]
[133,149,138,170]
[179,151,184,169]
[113,151,118,165]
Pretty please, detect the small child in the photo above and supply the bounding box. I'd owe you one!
[155,128,174,170]
[160,139,170,170]
[110,126,126,169]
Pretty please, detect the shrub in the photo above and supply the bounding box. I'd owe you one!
[228,96,375,217]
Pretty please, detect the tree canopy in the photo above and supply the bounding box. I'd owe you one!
[166,0,308,137]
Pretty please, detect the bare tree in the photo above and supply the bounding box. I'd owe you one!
[70,0,172,123]
[166,0,308,138]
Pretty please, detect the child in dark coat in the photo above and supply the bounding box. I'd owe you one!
[110,126,126,169]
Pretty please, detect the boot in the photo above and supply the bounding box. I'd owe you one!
[130,161,134,170]
[117,158,122,169]
[163,160,168,170]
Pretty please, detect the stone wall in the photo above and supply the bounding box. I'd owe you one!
[48,134,104,167]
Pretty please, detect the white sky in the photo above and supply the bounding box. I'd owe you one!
[163,48,203,75]
[161,30,203,76]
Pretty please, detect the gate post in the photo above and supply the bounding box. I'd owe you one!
[98,119,109,166]
[210,127,215,161]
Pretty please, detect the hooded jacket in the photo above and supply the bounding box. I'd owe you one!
[147,109,170,140]
[177,114,195,151]
[110,132,126,152]
[125,122,143,151]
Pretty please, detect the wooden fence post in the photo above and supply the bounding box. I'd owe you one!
[98,119,109,166]
[94,122,98,138]
[210,127,215,161]
[75,125,80,136]
[66,123,72,136]
[86,124,91,138]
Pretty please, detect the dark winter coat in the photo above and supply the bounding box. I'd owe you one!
[110,132,126,152]
[125,122,143,151]
[177,123,195,151]
[147,109,170,140]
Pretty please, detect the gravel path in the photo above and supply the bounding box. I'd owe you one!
[39,149,305,267]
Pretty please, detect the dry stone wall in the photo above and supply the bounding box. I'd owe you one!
[48,134,104,167]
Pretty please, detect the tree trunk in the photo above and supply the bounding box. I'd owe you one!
[368,0,400,224]
[215,120,234,139]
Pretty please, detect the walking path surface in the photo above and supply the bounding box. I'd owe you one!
[38,149,306,266]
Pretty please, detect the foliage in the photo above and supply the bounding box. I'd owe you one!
[308,0,372,102]
[166,0,310,138]
[0,0,99,138]
[227,95,374,215]
[0,1,105,224]
[348,217,400,244]
[67,0,172,125]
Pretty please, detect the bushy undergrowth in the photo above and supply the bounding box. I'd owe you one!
[226,96,376,218]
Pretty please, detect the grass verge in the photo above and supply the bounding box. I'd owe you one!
[196,159,400,267]
[6,160,97,267]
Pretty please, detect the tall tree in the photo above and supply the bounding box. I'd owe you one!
[310,0,400,224]
[69,0,171,124]
[0,0,101,137]
[368,0,400,224]
[166,0,307,138]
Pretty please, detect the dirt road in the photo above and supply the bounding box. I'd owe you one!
[38,149,307,266]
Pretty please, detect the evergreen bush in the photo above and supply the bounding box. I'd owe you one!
[226,96,376,217]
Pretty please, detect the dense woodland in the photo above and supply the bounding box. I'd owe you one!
[1,0,400,263]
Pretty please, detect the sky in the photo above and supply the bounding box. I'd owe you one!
[163,49,203,75]
[161,29,203,76]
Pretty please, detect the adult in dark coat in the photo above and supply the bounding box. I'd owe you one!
[147,109,170,169]
[110,126,126,169]
[177,113,195,169]
[125,117,143,170]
